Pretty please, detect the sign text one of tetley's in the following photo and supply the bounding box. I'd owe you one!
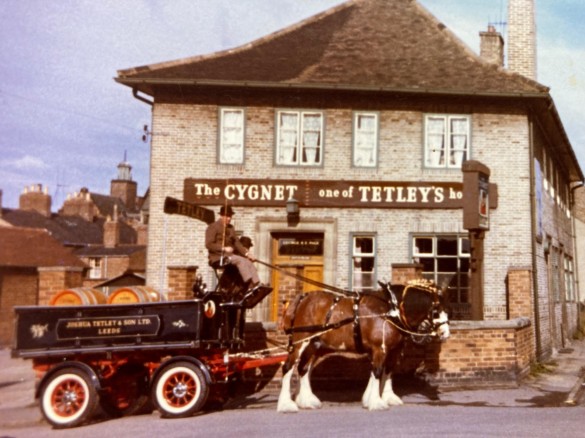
[184,179,497,209]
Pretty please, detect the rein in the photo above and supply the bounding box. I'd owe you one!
[255,259,354,297]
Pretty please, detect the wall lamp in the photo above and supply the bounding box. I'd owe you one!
[286,197,300,226]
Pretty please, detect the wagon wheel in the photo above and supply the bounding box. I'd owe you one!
[40,368,99,428]
[152,361,209,418]
[100,364,152,418]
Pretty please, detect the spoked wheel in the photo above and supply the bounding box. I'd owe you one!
[152,361,209,418]
[40,368,99,428]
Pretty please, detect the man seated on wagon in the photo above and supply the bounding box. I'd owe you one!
[205,205,262,291]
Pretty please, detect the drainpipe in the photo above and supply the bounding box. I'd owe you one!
[528,117,542,359]
[571,181,584,330]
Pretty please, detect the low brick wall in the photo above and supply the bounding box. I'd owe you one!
[242,318,534,393]
[429,318,534,387]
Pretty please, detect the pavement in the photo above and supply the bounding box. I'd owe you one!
[1,338,584,430]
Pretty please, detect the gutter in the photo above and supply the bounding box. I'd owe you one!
[132,87,153,106]
[115,76,550,99]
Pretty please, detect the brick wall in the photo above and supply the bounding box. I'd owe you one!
[167,265,198,301]
[38,267,84,305]
[424,319,534,387]
[0,267,38,346]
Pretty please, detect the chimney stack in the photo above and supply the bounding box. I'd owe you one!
[103,206,121,248]
[508,0,537,80]
[480,25,505,67]
[19,184,52,217]
[59,187,98,221]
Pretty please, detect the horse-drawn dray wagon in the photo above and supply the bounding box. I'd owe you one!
[11,282,279,428]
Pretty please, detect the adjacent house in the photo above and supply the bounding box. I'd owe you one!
[0,226,85,345]
[116,0,582,386]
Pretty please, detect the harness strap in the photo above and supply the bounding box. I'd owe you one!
[256,259,354,296]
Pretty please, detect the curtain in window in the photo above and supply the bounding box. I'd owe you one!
[221,110,244,163]
[427,118,445,166]
[279,113,298,164]
[450,118,468,166]
[354,114,376,166]
[302,114,321,164]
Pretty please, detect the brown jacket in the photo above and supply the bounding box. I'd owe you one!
[205,219,247,264]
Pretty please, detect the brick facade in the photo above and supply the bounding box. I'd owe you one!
[38,267,84,305]
[121,0,581,388]
[0,267,38,345]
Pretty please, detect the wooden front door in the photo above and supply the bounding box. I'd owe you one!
[270,232,324,321]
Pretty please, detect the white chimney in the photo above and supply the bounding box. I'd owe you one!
[508,0,537,80]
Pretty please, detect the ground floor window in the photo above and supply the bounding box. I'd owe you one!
[351,234,376,292]
[412,234,470,320]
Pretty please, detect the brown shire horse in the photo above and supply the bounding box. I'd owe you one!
[277,279,450,412]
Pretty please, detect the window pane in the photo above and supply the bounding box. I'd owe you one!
[354,237,374,255]
[220,109,244,164]
[437,258,457,272]
[354,113,377,167]
[437,237,458,255]
[414,237,433,255]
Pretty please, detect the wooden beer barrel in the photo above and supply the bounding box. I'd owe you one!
[49,288,107,306]
[107,286,163,304]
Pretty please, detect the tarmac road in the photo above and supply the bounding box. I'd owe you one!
[1,338,584,434]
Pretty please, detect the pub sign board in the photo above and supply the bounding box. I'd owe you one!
[462,161,491,230]
[184,178,478,209]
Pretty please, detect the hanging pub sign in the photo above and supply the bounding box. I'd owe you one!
[462,160,491,230]
[184,178,497,210]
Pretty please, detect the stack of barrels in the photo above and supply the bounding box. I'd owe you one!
[49,286,164,306]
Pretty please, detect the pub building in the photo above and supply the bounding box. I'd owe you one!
[116,0,583,387]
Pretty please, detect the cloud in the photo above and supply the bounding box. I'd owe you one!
[1,155,49,171]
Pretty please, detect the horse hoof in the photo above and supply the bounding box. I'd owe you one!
[383,395,404,406]
[365,400,389,411]
[277,401,299,413]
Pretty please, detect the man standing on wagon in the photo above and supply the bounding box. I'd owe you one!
[205,205,262,290]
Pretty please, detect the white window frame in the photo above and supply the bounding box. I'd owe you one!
[351,234,376,292]
[564,255,575,302]
[219,107,245,164]
[276,110,323,166]
[412,234,470,318]
[424,114,470,169]
[353,112,379,167]
[88,257,102,279]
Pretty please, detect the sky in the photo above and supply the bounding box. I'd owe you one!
[0,0,583,210]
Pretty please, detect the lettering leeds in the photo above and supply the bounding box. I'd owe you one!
[56,316,160,340]
[184,179,467,209]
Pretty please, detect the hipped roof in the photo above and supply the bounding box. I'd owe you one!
[116,0,582,181]
[118,0,546,95]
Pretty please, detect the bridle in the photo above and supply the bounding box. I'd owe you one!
[393,279,449,344]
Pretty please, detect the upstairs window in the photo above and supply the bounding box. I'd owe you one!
[425,115,470,168]
[353,112,378,167]
[88,258,102,279]
[276,110,323,166]
[219,108,244,164]
[351,235,376,292]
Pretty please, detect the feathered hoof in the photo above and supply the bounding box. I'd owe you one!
[277,399,299,413]
[383,395,404,406]
[296,395,322,410]
[364,399,389,411]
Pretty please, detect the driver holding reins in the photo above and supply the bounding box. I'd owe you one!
[205,205,262,290]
